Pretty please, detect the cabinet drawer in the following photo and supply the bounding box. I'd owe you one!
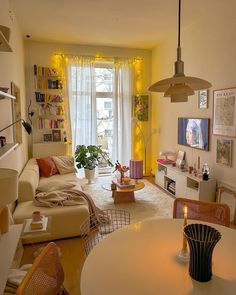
[155,171,165,188]
[185,187,199,200]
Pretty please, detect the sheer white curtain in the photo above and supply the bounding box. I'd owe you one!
[113,58,134,166]
[67,56,97,153]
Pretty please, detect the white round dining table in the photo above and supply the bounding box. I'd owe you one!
[80,218,236,295]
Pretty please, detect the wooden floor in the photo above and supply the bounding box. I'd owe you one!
[21,237,86,295]
[20,175,236,295]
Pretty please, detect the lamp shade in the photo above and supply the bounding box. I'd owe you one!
[0,168,18,209]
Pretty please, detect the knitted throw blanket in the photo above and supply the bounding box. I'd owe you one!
[34,189,108,224]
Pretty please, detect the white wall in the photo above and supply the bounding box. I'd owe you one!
[0,0,28,172]
[25,41,152,166]
[151,2,236,189]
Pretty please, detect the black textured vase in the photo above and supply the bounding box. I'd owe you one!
[184,224,221,282]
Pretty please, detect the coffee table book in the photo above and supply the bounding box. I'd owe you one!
[23,216,48,233]
[112,179,135,189]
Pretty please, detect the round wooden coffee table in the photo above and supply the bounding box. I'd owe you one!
[102,181,145,204]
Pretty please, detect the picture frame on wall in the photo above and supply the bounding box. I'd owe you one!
[133,94,149,121]
[52,129,61,142]
[43,133,52,142]
[176,150,185,168]
[198,90,208,109]
[213,87,236,137]
[216,138,233,166]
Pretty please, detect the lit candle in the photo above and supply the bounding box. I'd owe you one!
[183,206,188,226]
[182,206,188,251]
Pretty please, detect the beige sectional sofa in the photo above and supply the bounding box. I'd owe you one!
[13,158,89,243]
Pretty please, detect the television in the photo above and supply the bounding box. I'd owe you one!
[178,118,210,151]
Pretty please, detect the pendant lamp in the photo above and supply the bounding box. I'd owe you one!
[148,0,212,102]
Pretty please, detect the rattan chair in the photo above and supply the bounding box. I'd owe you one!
[173,197,230,227]
[80,209,130,255]
[16,242,69,295]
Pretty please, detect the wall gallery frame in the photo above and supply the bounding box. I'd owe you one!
[43,133,52,142]
[216,139,233,166]
[198,90,208,109]
[133,94,149,121]
[52,129,61,142]
[213,87,236,137]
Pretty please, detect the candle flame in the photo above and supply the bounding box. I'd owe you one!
[184,206,188,214]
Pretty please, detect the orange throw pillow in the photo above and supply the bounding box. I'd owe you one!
[36,157,59,177]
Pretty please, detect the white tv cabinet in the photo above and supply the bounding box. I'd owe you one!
[155,162,216,201]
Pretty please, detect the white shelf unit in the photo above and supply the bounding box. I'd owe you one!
[32,65,65,143]
[0,224,23,295]
[155,162,217,201]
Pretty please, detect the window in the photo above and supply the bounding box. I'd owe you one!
[95,62,114,170]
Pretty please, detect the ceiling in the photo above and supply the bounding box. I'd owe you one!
[9,0,223,49]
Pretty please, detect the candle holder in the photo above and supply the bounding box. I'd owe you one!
[177,248,190,262]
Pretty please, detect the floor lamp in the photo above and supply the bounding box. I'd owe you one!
[132,118,157,177]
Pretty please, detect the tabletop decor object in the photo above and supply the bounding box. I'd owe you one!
[184,223,221,282]
[113,160,129,185]
[177,205,189,262]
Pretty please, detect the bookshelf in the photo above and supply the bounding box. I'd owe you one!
[33,65,66,143]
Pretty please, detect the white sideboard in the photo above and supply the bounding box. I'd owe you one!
[155,163,216,201]
[0,224,23,295]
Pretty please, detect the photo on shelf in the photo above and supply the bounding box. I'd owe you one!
[52,130,61,142]
[43,133,52,142]
[176,151,185,168]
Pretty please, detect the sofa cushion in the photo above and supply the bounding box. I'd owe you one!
[36,157,59,177]
[13,200,89,243]
[52,156,77,175]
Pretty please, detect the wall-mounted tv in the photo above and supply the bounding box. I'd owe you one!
[178,118,210,151]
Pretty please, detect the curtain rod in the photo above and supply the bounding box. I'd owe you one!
[54,53,143,61]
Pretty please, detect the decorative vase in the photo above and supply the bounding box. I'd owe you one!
[184,223,221,282]
[84,168,95,184]
[120,171,124,185]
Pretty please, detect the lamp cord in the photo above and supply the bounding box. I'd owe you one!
[178,0,181,48]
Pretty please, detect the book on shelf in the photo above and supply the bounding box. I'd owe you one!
[35,93,64,104]
[34,65,58,77]
[37,118,64,129]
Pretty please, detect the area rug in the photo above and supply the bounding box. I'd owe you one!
[82,176,174,224]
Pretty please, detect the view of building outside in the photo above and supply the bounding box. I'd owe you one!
[95,65,114,169]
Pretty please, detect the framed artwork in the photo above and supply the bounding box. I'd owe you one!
[134,94,149,121]
[52,129,61,142]
[43,133,52,142]
[11,82,22,144]
[216,139,233,166]
[176,150,185,168]
[213,87,236,137]
[198,90,208,109]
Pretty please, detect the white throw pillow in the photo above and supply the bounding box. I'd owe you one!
[37,181,77,192]
[52,156,77,175]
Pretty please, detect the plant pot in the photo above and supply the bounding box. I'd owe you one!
[84,168,95,184]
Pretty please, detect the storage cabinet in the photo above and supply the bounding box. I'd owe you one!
[155,162,216,202]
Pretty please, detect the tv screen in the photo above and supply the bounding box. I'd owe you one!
[178,118,210,151]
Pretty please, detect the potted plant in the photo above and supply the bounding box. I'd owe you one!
[75,145,112,184]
